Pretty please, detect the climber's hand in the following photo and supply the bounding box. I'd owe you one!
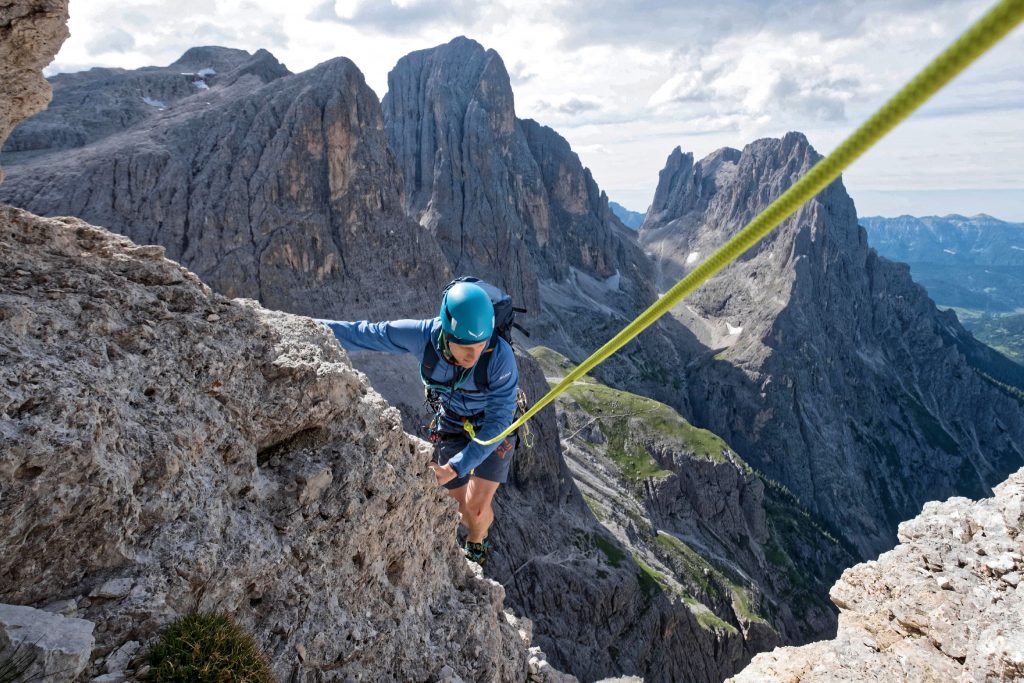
[428,462,457,486]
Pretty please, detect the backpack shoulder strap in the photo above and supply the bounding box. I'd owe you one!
[421,335,442,384]
[472,332,500,391]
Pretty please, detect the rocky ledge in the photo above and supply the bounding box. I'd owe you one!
[729,466,1024,682]
[0,204,574,682]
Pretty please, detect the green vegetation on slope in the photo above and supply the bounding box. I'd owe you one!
[566,380,737,466]
[143,613,275,683]
[528,345,584,379]
[655,531,770,626]
[762,482,847,616]
[529,345,746,481]
[633,553,669,598]
[528,346,845,637]
[951,308,1024,365]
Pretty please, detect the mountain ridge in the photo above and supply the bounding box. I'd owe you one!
[2,27,1023,682]
[640,133,1024,558]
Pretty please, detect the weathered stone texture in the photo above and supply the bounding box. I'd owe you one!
[729,466,1024,682]
[0,49,450,322]
[641,134,1024,558]
[0,0,69,181]
[0,205,545,681]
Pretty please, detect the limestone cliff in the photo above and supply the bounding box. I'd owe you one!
[0,0,69,182]
[0,204,569,682]
[381,35,700,440]
[0,47,449,322]
[515,347,854,682]
[640,134,1024,558]
[729,465,1024,682]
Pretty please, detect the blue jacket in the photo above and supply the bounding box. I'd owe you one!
[317,317,519,477]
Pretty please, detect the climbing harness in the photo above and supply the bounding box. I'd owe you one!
[464,537,492,565]
[467,0,1024,448]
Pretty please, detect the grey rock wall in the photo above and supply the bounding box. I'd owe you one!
[0,0,69,181]
[0,49,450,322]
[383,36,541,309]
[2,46,288,156]
[382,35,700,422]
[641,133,1024,558]
[523,347,852,681]
[0,603,94,682]
[0,204,550,681]
[729,465,1024,682]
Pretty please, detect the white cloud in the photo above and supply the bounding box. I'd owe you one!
[312,0,485,33]
[85,27,136,55]
[574,143,611,155]
[536,96,603,116]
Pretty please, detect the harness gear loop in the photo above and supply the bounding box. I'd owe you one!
[515,387,533,449]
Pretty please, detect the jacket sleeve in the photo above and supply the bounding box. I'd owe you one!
[316,318,433,355]
[446,344,519,477]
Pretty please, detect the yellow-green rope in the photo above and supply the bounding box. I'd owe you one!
[474,0,1024,447]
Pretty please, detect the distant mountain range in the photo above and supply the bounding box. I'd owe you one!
[610,200,645,229]
[861,214,1024,362]
[860,214,1024,312]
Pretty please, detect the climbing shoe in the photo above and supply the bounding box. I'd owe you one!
[463,537,492,565]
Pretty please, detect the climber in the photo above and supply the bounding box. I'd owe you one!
[317,281,519,566]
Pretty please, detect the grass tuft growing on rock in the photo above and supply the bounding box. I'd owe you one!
[142,613,275,683]
[0,642,36,683]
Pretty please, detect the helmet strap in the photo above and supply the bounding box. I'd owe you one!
[438,331,456,364]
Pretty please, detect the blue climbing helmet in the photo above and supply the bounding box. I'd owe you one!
[439,281,494,344]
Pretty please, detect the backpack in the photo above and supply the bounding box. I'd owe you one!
[421,276,528,394]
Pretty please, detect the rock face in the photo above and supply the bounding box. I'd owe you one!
[0,39,691,681]
[609,201,645,230]
[513,347,852,682]
[640,133,1024,558]
[2,46,288,156]
[383,36,639,310]
[0,205,554,681]
[0,0,69,182]
[382,35,700,428]
[8,29,1021,682]
[0,603,94,681]
[729,465,1024,682]
[0,48,450,322]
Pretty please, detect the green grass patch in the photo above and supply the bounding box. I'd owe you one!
[142,613,275,683]
[682,595,739,634]
[565,380,740,467]
[654,531,721,600]
[530,346,753,482]
[728,582,768,625]
[696,609,738,634]
[528,346,584,379]
[593,535,626,568]
[625,508,656,539]
[633,554,668,598]
[654,531,770,625]
[582,493,606,521]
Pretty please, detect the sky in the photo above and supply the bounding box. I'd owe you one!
[47,0,1024,220]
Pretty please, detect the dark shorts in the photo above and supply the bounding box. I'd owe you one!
[433,430,515,490]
